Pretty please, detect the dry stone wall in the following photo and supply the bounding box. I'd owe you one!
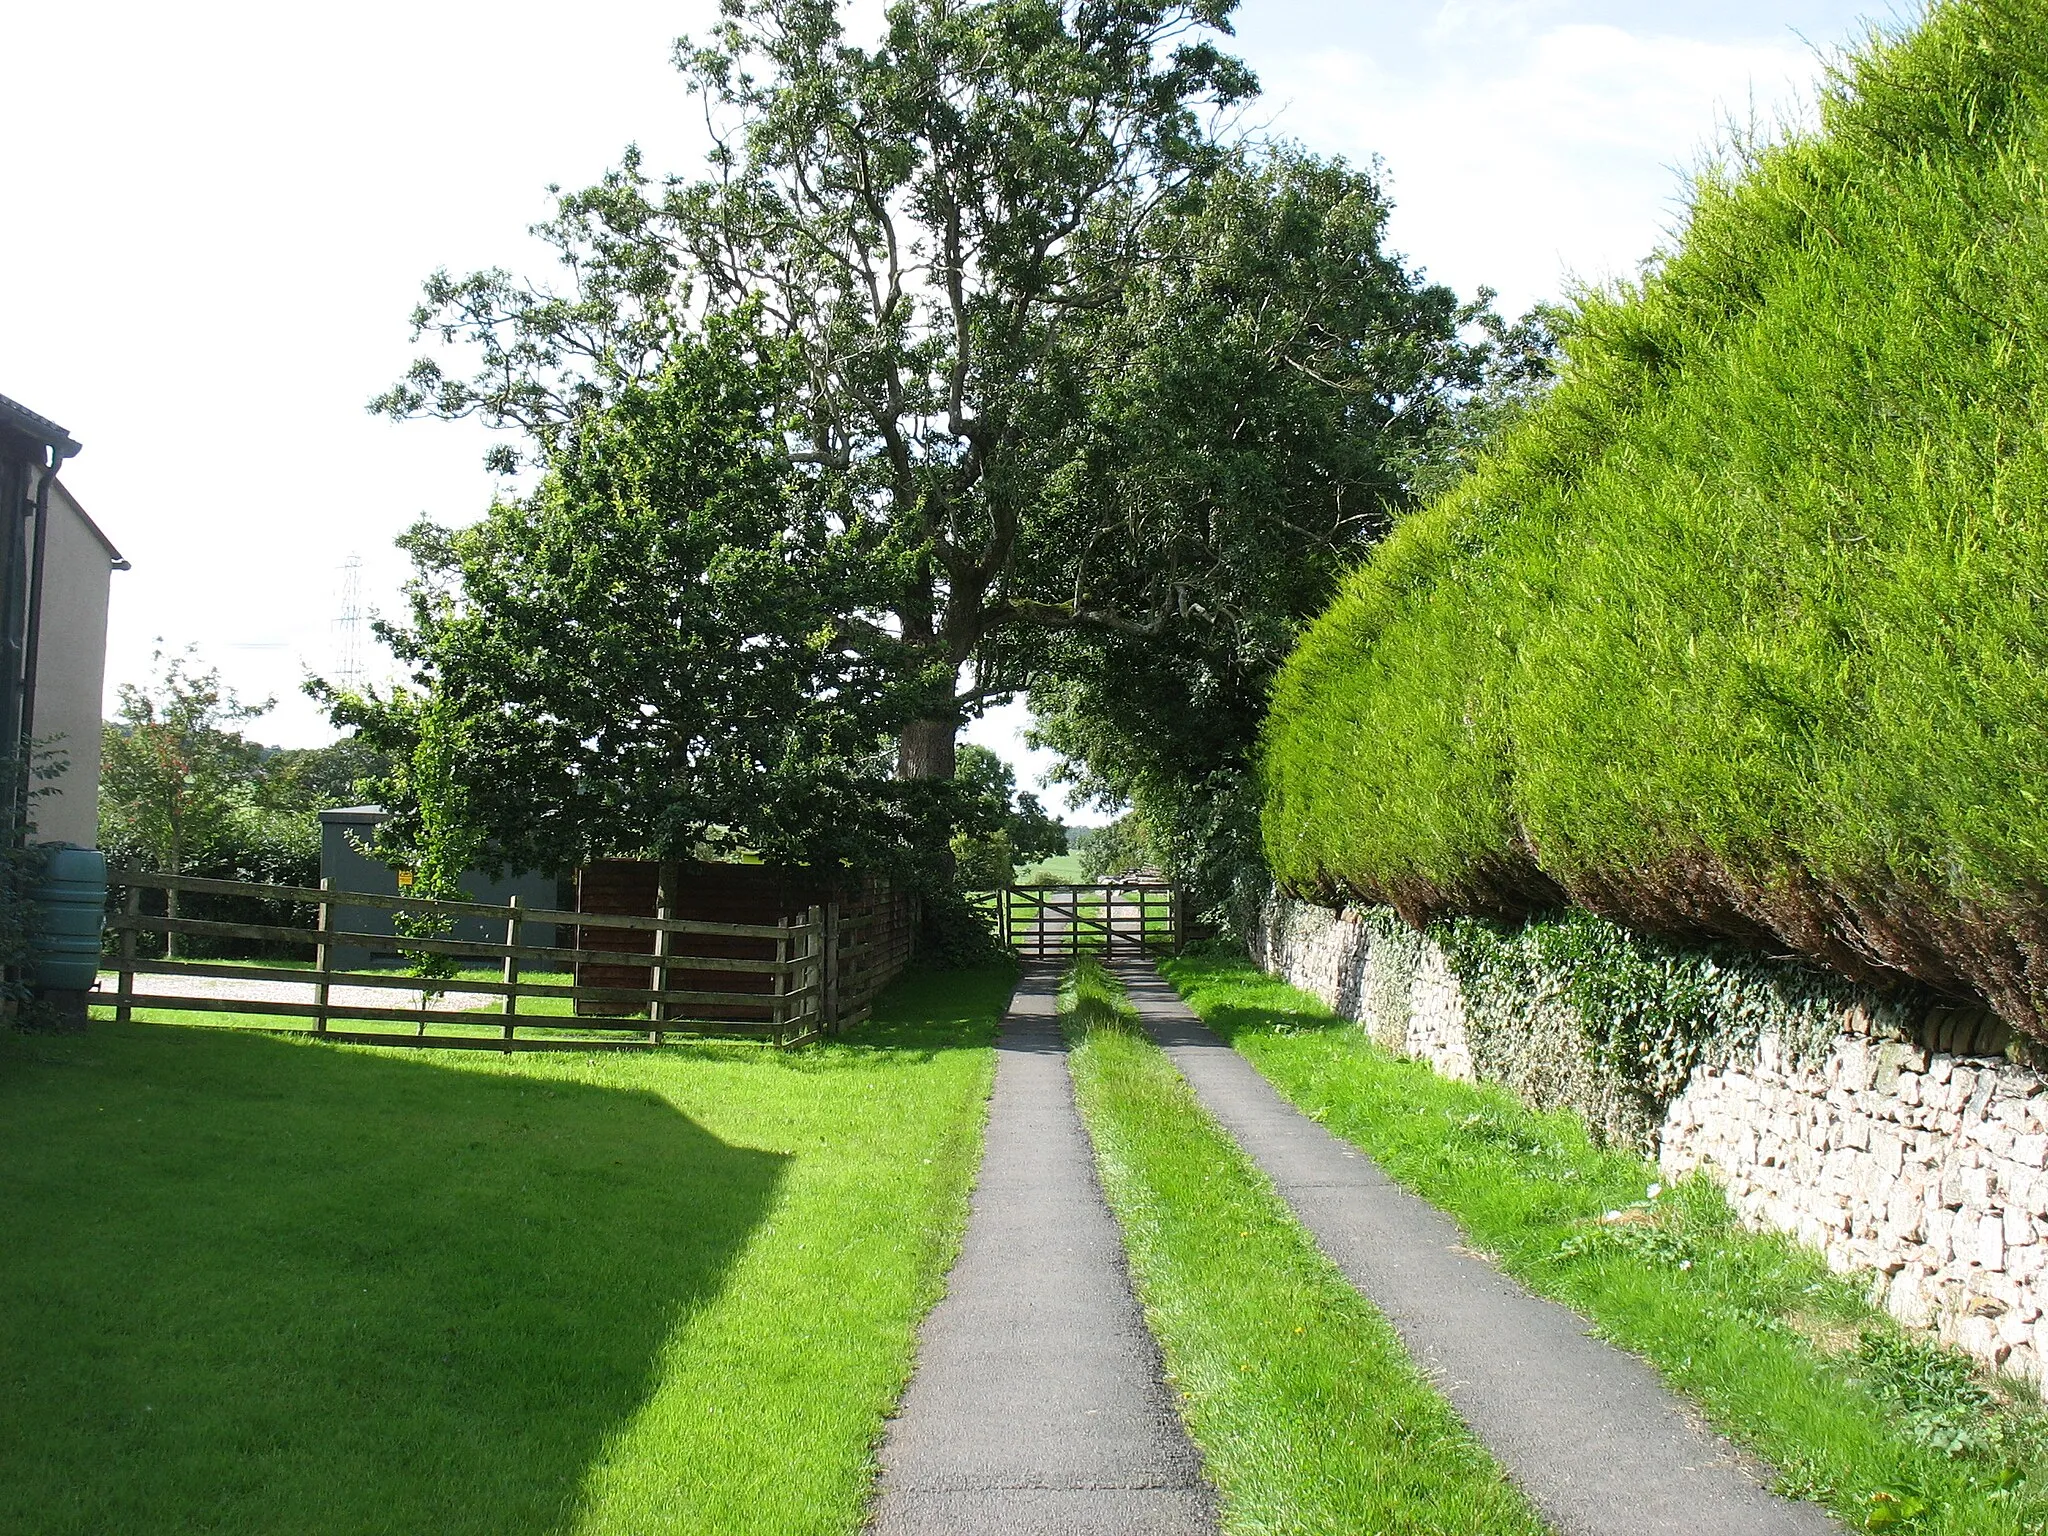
[1251,896,1475,1081]
[1251,893,2048,1380]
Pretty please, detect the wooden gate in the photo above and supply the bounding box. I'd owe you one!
[969,884,1181,959]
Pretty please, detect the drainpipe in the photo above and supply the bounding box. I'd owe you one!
[0,453,26,835]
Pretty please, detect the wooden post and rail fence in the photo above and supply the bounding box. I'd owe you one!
[98,868,909,1050]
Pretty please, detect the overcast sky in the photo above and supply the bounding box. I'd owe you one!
[5,0,1901,820]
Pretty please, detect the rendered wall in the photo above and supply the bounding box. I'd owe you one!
[29,479,116,849]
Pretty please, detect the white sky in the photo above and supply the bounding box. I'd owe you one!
[5,0,1901,824]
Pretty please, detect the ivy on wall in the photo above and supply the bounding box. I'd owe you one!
[1355,905,1426,1053]
[1349,903,1917,1150]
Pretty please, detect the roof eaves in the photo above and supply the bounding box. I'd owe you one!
[0,392,80,459]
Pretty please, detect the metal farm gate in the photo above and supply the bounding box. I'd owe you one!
[969,884,1182,959]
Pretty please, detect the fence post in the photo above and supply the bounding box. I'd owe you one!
[116,882,139,1024]
[650,861,677,1044]
[803,904,823,1037]
[500,895,523,1046]
[824,900,842,1033]
[773,915,790,1045]
[313,877,333,1034]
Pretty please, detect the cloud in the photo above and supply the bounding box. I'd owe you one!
[1423,0,1575,46]
[1257,21,1822,312]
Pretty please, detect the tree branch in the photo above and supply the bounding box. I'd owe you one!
[983,596,1173,639]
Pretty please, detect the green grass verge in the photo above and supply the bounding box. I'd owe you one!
[1162,950,2048,1535]
[4,965,1012,1536]
[1061,958,1551,1535]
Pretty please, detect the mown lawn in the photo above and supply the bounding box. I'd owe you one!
[1062,959,1550,1536]
[3,966,1011,1536]
[1161,951,2048,1536]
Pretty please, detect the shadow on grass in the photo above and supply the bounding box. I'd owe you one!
[777,963,1019,1071]
[0,1023,784,1536]
[1194,999,1345,1047]
[1057,957,1146,1043]
[1155,955,1351,1046]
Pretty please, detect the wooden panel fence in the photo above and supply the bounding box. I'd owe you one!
[98,867,901,1049]
[571,860,915,1034]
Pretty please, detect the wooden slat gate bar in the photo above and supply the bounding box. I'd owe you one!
[970,884,1181,959]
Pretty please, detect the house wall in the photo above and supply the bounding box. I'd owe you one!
[29,478,116,849]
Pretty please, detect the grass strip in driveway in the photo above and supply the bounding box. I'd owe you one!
[1162,950,2048,1536]
[1061,959,1551,1536]
[6,965,1009,1536]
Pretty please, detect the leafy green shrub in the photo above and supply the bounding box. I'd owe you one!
[950,830,1016,892]
[1263,1,2048,1036]
[1076,814,1155,882]
[1339,899,1885,1147]
[917,888,1011,969]
[1854,1330,2006,1462]
[1,839,52,1025]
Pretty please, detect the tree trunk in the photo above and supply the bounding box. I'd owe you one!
[898,716,961,899]
[165,836,181,961]
[896,717,959,781]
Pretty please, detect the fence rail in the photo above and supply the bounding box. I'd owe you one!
[123,868,797,937]
[101,868,867,1049]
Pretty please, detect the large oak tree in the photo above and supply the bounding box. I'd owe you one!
[363,0,1491,880]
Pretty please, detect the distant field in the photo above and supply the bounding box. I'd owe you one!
[1014,853,1084,883]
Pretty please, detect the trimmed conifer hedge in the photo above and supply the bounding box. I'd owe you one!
[1262,1,2048,1038]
